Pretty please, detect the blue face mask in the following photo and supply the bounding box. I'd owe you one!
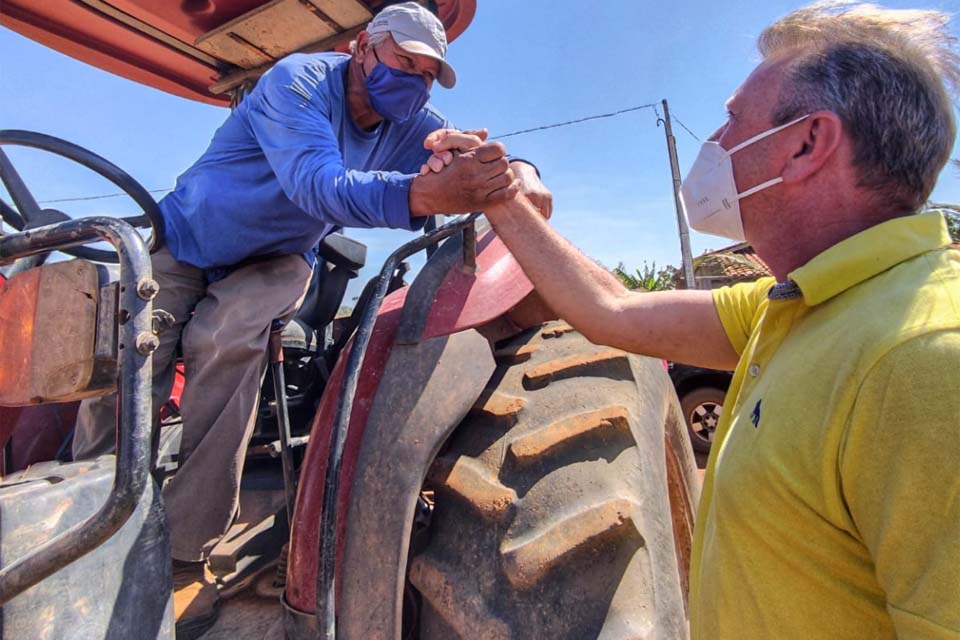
[363,48,430,123]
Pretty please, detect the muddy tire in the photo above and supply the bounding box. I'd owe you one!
[409,322,699,640]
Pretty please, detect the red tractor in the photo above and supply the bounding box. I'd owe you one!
[0,2,699,638]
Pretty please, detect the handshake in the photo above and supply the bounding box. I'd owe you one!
[408,128,552,219]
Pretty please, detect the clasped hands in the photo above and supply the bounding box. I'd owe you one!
[410,128,552,219]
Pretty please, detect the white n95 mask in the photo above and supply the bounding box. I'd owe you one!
[680,114,809,241]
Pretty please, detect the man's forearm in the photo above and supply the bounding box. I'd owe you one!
[484,195,739,369]
[484,194,633,347]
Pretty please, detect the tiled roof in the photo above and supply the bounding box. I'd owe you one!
[686,236,957,288]
[695,242,771,281]
[697,240,958,280]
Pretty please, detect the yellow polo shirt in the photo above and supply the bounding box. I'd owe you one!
[691,212,960,639]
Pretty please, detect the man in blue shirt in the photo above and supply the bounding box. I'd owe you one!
[71,3,549,634]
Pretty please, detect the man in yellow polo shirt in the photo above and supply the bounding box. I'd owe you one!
[435,2,960,637]
[699,210,958,638]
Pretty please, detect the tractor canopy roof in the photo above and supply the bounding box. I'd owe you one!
[2,0,476,106]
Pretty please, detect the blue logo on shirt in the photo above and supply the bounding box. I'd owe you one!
[751,400,762,428]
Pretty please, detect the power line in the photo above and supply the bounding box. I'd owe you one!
[38,187,173,204]
[30,102,703,205]
[654,104,703,143]
[672,114,702,142]
[491,103,659,140]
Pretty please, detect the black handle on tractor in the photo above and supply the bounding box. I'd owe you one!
[316,212,480,640]
[0,216,155,604]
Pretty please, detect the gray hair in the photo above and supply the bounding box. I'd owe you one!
[759,1,960,210]
[348,30,390,54]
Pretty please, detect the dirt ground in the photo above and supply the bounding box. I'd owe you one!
[202,590,285,640]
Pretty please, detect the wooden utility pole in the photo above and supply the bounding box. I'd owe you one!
[660,99,697,289]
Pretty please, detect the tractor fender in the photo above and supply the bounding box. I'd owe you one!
[339,329,493,639]
[285,226,531,629]
[396,219,534,345]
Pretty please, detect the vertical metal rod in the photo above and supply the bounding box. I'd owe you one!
[0,194,26,231]
[461,222,477,273]
[269,329,298,525]
[0,148,39,225]
[661,99,697,289]
[423,216,439,259]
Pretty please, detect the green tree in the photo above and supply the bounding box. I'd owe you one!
[945,209,959,242]
[928,203,959,242]
[612,261,678,291]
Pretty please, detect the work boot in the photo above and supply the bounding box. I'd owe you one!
[173,559,220,640]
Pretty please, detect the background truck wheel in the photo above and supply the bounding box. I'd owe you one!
[679,386,726,455]
[409,322,698,639]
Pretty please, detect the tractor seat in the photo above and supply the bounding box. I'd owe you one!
[279,232,366,353]
[280,317,320,353]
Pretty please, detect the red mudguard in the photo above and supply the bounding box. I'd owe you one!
[286,230,533,613]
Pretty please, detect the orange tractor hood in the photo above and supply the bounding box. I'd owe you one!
[1,0,476,106]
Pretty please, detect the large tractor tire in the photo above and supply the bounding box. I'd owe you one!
[409,322,699,640]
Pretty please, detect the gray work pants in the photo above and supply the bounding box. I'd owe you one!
[73,246,312,561]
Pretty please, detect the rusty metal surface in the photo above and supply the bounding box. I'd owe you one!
[2,0,477,105]
[0,216,154,604]
[336,329,494,640]
[0,261,101,405]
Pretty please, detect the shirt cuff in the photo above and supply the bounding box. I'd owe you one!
[382,174,426,231]
[507,157,541,179]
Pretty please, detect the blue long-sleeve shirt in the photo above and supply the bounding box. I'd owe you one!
[159,52,451,271]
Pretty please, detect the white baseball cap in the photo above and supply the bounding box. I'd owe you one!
[366,2,457,88]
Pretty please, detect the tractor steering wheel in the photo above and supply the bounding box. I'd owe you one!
[0,129,164,263]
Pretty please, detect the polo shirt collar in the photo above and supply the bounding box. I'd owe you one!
[788,212,952,306]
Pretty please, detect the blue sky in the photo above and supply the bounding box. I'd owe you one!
[2,0,958,300]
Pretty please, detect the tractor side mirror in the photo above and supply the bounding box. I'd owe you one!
[0,260,117,405]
